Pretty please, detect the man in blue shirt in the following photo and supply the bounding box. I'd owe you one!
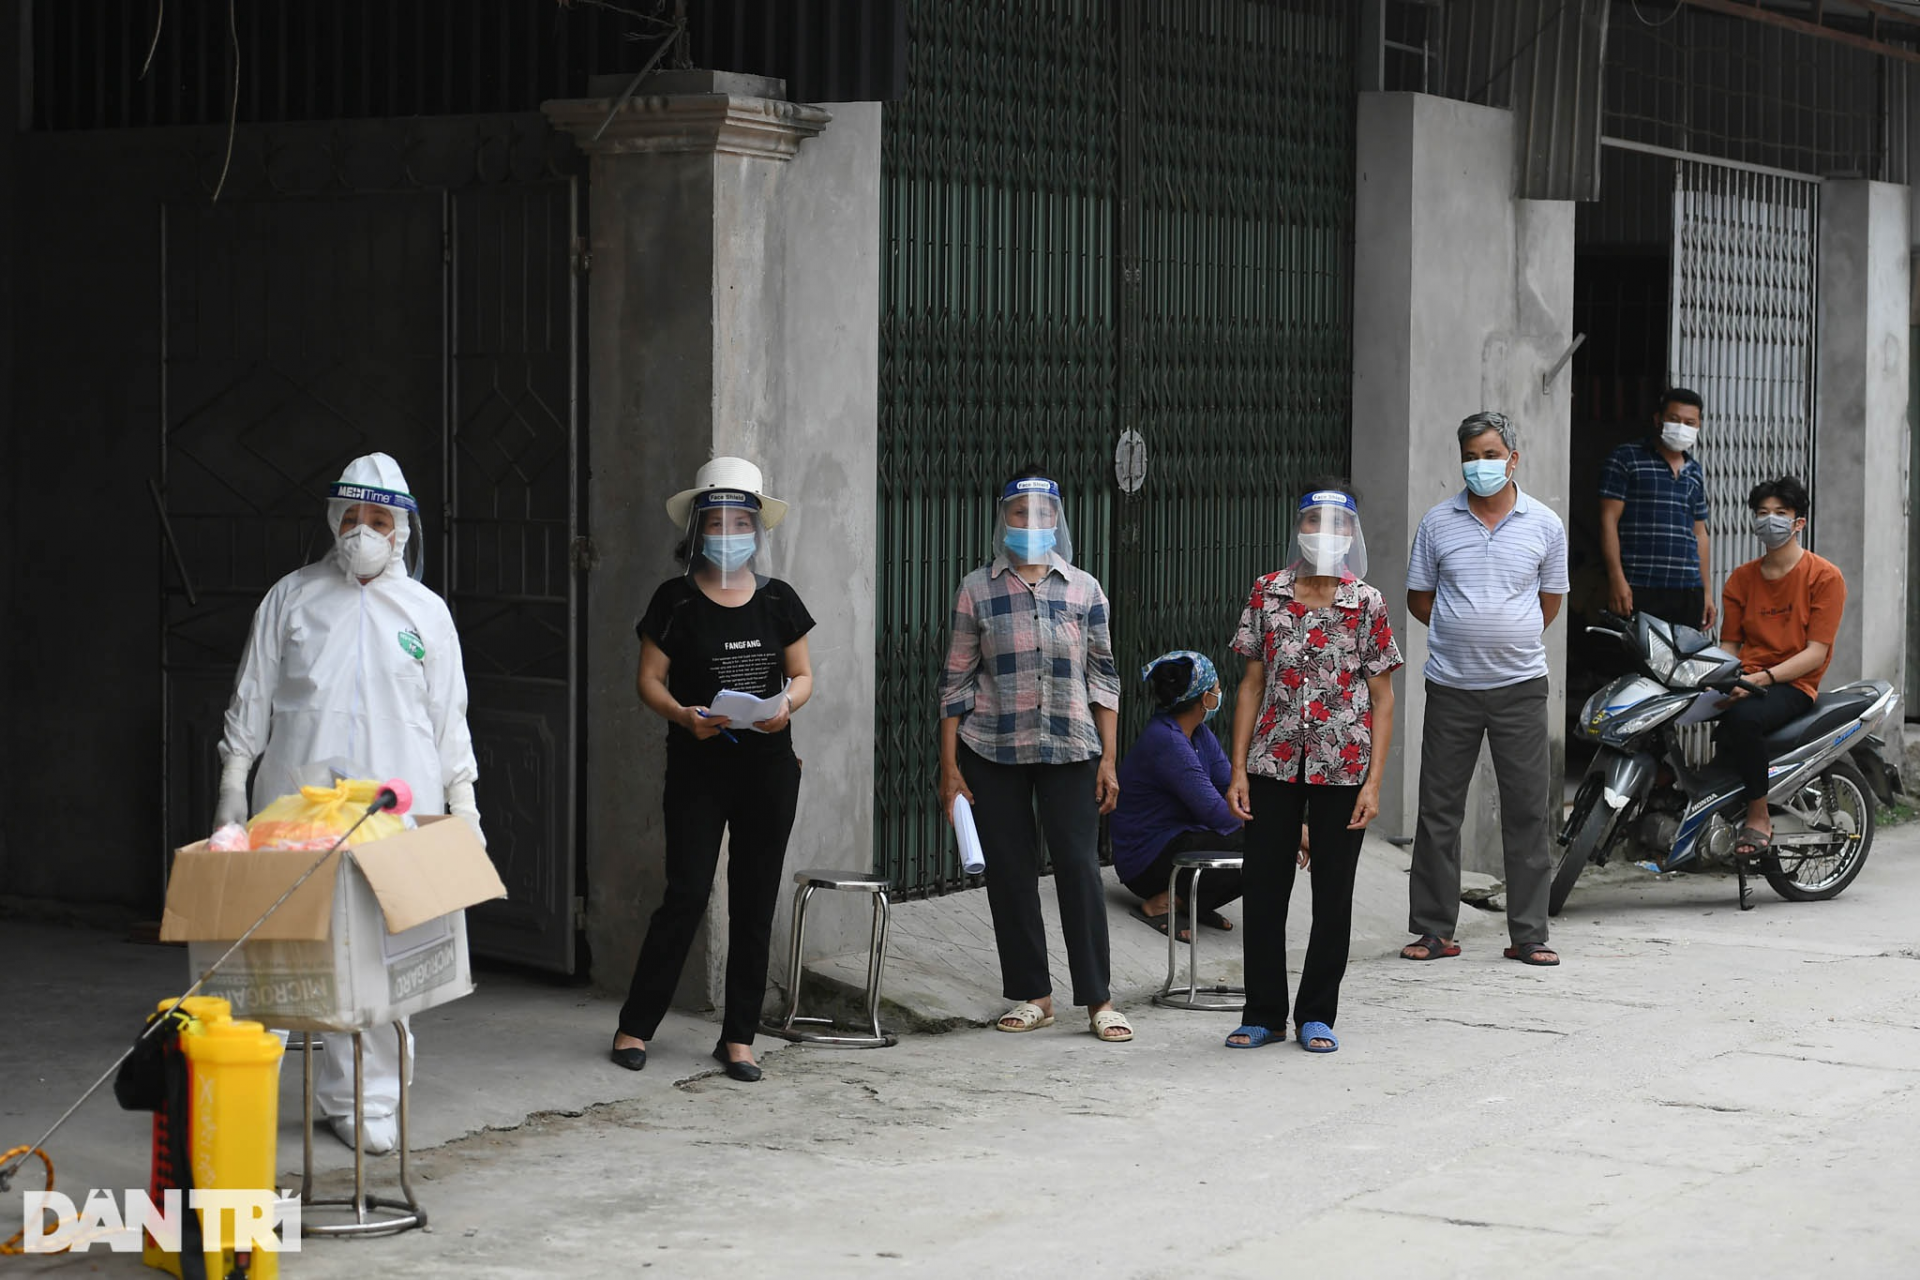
[1403,412,1569,968]
[1598,388,1713,630]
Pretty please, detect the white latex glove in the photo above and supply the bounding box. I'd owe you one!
[446,779,486,849]
[213,755,253,830]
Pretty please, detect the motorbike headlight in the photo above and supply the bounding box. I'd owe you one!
[1671,657,1729,688]
[1596,695,1691,747]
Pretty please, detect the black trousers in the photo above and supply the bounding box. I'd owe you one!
[958,746,1110,1007]
[1120,828,1246,914]
[1716,685,1814,801]
[1241,775,1362,1034]
[1631,585,1706,631]
[619,748,802,1047]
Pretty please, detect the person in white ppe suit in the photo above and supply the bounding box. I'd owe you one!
[214,452,483,1154]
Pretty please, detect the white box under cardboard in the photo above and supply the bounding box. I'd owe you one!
[161,815,509,1033]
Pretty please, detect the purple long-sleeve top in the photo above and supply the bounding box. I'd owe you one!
[1110,713,1242,880]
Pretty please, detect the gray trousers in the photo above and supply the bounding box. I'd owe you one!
[1409,677,1552,948]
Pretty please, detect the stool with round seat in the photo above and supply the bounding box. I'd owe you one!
[1150,851,1247,1011]
[762,869,897,1048]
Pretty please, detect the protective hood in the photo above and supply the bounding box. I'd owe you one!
[327,452,425,581]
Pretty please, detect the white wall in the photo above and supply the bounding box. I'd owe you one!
[1353,93,1575,878]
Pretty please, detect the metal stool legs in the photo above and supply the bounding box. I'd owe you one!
[1151,860,1247,1011]
[762,874,897,1048]
[298,1022,427,1237]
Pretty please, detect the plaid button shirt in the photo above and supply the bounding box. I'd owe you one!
[1599,438,1709,589]
[938,555,1122,765]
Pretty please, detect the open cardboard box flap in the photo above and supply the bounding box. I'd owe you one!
[161,814,507,942]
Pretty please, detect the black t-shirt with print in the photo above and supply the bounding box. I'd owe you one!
[638,576,815,757]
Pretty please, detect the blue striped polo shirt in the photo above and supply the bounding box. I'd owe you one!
[1408,486,1570,690]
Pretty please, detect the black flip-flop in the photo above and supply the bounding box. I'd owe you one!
[1734,825,1773,859]
[1503,942,1561,967]
[1198,909,1233,933]
[1129,903,1190,942]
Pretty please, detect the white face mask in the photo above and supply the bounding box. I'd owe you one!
[339,524,395,578]
[1298,532,1352,571]
[1661,421,1698,452]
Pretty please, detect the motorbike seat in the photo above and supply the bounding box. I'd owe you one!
[1756,686,1882,756]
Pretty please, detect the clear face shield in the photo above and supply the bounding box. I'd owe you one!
[685,491,766,589]
[995,477,1073,566]
[1286,489,1367,580]
[327,486,424,581]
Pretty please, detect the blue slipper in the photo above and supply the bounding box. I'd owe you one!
[1224,1024,1282,1048]
[1297,1021,1339,1053]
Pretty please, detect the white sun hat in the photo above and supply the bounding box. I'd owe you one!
[665,456,789,531]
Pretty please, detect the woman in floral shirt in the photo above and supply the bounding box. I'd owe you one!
[1223,484,1402,1053]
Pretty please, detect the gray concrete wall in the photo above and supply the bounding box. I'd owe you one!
[1352,92,1574,880]
[569,88,880,1009]
[0,0,20,892]
[1816,180,1911,699]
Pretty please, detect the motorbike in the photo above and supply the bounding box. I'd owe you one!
[1555,611,1903,913]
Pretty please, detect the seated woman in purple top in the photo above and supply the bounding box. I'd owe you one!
[1112,650,1246,941]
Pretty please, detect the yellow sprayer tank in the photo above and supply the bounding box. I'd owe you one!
[179,1017,286,1279]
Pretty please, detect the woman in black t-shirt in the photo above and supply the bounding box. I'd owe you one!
[611,457,815,1082]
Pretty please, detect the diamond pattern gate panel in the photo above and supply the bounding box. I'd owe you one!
[876,0,1357,898]
[448,180,584,974]
[1116,1,1354,753]
[1668,156,1819,763]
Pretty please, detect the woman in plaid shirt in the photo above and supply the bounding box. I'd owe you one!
[937,465,1133,1043]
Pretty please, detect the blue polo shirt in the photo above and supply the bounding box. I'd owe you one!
[1408,486,1570,690]
[1598,438,1708,589]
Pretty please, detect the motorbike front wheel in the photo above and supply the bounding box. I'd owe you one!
[1549,775,1615,917]
[1763,759,1875,902]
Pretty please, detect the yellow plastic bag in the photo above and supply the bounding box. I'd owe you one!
[244,779,404,851]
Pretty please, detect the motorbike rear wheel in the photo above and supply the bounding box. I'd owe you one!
[1549,775,1615,917]
[1763,759,1875,902]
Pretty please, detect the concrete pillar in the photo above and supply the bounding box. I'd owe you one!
[545,73,880,1007]
[1352,92,1575,881]
[1816,180,1910,701]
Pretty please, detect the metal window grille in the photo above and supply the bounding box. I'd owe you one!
[1668,155,1819,764]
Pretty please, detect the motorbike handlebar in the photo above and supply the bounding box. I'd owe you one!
[1706,676,1768,698]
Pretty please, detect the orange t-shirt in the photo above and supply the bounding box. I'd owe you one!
[1719,551,1846,699]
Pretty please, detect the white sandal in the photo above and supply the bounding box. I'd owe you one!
[996,1001,1054,1032]
[1090,1009,1134,1043]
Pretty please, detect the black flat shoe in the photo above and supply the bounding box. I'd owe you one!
[610,1040,647,1071]
[711,1041,762,1082]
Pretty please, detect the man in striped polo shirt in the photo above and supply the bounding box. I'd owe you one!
[1598,388,1714,630]
[1401,411,1570,968]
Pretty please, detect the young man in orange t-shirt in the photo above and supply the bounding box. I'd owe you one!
[1715,475,1846,857]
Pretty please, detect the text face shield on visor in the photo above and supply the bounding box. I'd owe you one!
[1287,490,1367,581]
[686,490,766,589]
[995,478,1073,567]
[328,484,425,581]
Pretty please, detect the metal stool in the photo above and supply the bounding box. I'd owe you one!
[762,869,897,1048]
[298,1022,427,1237]
[1151,852,1247,1011]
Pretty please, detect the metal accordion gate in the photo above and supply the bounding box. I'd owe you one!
[1667,153,1820,763]
[876,0,1357,897]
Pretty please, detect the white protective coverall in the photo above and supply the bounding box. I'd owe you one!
[214,452,482,1131]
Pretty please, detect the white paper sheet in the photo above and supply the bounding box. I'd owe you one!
[707,681,791,733]
[951,793,986,875]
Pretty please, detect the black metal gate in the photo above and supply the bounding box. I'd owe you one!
[876,0,1356,897]
[159,120,585,972]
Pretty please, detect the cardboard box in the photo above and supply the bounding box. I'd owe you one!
[161,816,508,1032]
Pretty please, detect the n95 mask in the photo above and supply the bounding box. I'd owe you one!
[339,525,395,578]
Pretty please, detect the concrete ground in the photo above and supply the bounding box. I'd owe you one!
[6,824,1919,1278]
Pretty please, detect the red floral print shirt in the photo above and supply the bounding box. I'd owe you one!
[1230,568,1403,784]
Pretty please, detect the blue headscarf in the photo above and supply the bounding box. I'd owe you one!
[1140,650,1218,709]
